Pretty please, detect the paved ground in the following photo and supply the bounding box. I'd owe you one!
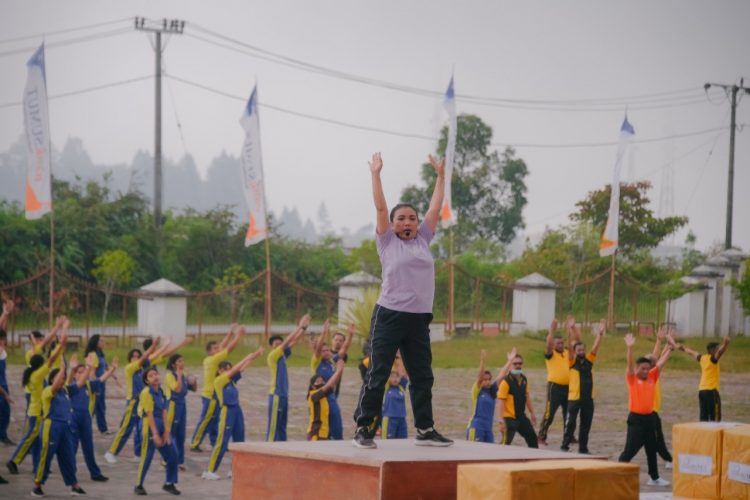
[1,364,748,498]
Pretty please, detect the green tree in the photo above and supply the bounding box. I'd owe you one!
[345,239,380,276]
[92,249,136,324]
[570,181,688,256]
[733,258,750,315]
[401,114,529,253]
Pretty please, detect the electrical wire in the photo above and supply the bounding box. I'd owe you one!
[0,17,132,45]
[167,73,739,149]
[0,75,152,109]
[187,24,723,111]
[0,27,132,58]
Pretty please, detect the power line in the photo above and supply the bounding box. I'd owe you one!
[186,25,722,111]
[0,75,152,109]
[166,73,740,149]
[0,17,132,45]
[0,27,133,58]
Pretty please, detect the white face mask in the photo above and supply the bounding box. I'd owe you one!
[511,369,523,376]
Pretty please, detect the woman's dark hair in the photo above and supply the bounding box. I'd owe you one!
[22,354,45,386]
[48,368,60,385]
[85,334,101,356]
[127,348,142,362]
[216,361,232,375]
[389,203,418,222]
[167,353,182,372]
[142,366,159,386]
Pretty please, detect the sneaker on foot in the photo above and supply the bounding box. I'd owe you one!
[665,461,673,470]
[1,438,16,446]
[415,428,453,447]
[91,475,108,482]
[71,485,86,496]
[202,471,220,480]
[560,445,570,452]
[647,477,671,487]
[133,485,147,496]
[537,436,548,446]
[0,476,7,484]
[31,486,44,497]
[351,427,377,449]
[5,460,18,475]
[162,484,181,495]
[189,445,203,453]
[103,452,117,464]
[226,470,232,478]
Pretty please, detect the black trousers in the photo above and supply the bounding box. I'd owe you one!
[562,399,593,452]
[537,382,568,440]
[654,412,672,462]
[619,412,659,480]
[699,389,721,422]
[354,305,434,431]
[503,416,538,448]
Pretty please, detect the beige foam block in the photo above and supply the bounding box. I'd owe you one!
[721,424,750,500]
[457,461,576,500]
[673,422,745,499]
[523,459,640,500]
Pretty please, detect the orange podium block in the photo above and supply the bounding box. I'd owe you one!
[721,425,750,500]
[457,459,638,500]
[229,440,592,500]
[457,462,575,500]
[673,422,747,499]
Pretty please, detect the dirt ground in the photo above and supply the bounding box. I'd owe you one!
[1,364,748,498]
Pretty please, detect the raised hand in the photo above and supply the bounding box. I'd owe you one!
[656,325,668,341]
[86,352,96,368]
[427,155,445,177]
[2,299,14,315]
[565,315,576,331]
[596,319,606,336]
[298,314,311,329]
[507,347,518,362]
[480,349,486,362]
[111,357,119,369]
[69,353,79,370]
[369,152,383,174]
[549,318,558,333]
[624,333,635,348]
[322,319,331,334]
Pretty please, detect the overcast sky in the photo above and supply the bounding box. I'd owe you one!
[1,1,748,252]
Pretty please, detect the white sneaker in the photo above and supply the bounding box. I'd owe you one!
[131,455,141,463]
[202,471,220,481]
[665,461,673,470]
[647,477,671,486]
[103,452,117,464]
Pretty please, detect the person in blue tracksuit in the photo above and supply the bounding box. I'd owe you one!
[165,353,193,470]
[381,353,409,439]
[135,366,180,496]
[266,314,310,442]
[68,352,118,482]
[104,338,161,464]
[466,348,516,444]
[0,326,13,447]
[202,347,264,480]
[32,357,86,497]
[7,325,67,476]
[311,321,353,440]
[85,334,112,434]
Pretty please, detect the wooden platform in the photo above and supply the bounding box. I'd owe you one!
[229,440,601,499]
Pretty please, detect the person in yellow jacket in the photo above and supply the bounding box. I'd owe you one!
[677,336,730,421]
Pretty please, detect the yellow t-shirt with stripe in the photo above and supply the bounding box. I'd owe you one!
[568,353,596,401]
[498,378,529,419]
[124,360,142,400]
[27,365,51,417]
[698,354,720,390]
[544,350,570,385]
[24,344,44,394]
[201,349,229,398]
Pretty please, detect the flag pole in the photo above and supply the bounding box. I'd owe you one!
[263,235,272,340]
[607,251,616,331]
[448,227,455,334]
[48,207,55,330]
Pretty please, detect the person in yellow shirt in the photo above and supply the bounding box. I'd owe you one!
[498,353,538,447]
[537,319,573,446]
[677,336,730,422]
[561,318,605,454]
[308,354,347,441]
[7,321,67,475]
[190,324,243,452]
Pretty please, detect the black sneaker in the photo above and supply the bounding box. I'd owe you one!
[351,427,377,449]
[560,445,570,452]
[134,485,147,496]
[0,475,7,484]
[31,485,44,497]
[579,449,591,455]
[415,428,453,447]
[162,483,181,495]
[5,460,17,475]
[71,485,86,496]
[189,445,202,453]
[1,438,15,446]
[91,475,108,482]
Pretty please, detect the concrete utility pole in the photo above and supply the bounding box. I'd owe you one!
[135,17,185,228]
[704,79,750,249]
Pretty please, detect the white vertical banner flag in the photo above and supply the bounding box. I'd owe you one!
[23,43,52,220]
[440,76,457,227]
[600,115,635,256]
[239,86,268,247]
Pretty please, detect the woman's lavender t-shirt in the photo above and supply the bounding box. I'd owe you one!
[376,221,435,314]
